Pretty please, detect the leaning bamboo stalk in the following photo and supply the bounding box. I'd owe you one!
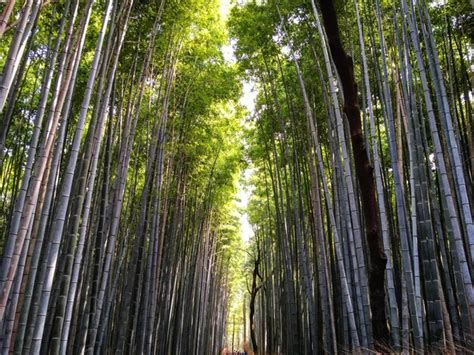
[0,0,40,112]
[0,0,74,308]
[29,1,114,351]
[0,0,92,322]
[58,8,133,355]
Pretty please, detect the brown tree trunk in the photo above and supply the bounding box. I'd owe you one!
[249,249,262,354]
[318,0,389,345]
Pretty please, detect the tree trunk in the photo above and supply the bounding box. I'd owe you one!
[317,0,389,344]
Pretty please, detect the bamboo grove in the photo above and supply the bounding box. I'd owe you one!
[228,0,473,353]
[0,0,246,353]
[0,0,472,354]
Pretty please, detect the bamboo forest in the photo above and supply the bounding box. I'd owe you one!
[0,0,473,353]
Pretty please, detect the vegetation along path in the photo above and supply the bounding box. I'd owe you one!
[0,0,473,353]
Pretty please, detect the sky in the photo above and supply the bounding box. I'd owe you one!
[236,82,257,243]
[219,0,257,244]
[219,0,232,18]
